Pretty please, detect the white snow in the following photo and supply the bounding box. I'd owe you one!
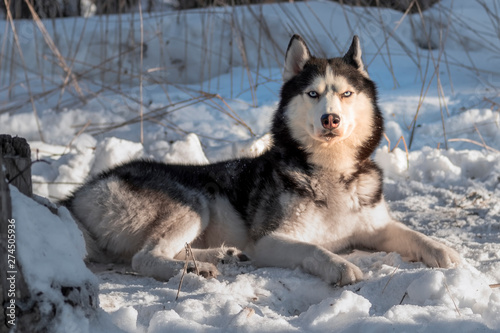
[3,0,500,332]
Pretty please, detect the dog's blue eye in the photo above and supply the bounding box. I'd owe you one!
[307,91,319,98]
[343,91,352,97]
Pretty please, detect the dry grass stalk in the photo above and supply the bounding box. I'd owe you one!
[231,9,257,106]
[203,92,256,137]
[383,133,410,169]
[399,291,408,305]
[139,0,145,144]
[443,280,461,316]
[473,123,488,150]
[62,120,92,156]
[409,0,452,150]
[186,242,200,276]
[381,264,400,294]
[23,0,85,102]
[448,138,500,153]
[175,242,200,301]
[3,0,45,142]
[243,307,255,318]
[56,17,90,110]
[175,245,191,301]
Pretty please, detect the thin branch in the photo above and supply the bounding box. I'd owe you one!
[176,246,190,301]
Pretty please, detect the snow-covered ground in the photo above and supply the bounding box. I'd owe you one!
[2,0,500,332]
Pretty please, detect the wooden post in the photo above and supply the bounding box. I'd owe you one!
[0,136,33,333]
[0,135,98,332]
[0,152,14,332]
[0,135,32,197]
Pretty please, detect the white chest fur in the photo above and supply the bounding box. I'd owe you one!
[276,170,391,252]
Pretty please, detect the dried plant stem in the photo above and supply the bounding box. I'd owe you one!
[175,246,191,301]
[175,243,200,301]
[232,10,257,106]
[444,280,461,317]
[186,243,200,276]
[381,264,400,295]
[399,292,408,305]
[383,133,410,169]
[57,16,89,110]
[448,138,500,153]
[62,120,92,155]
[23,0,85,102]
[139,0,144,144]
[4,0,45,142]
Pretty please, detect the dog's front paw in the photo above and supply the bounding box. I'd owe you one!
[218,247,250,264]
[419,240,461,268]
[330,261,364,286]
[187,262,220,278]
[303,256,363,286]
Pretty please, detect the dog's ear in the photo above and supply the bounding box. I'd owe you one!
[283,35,311,82]
[343,36,369,76]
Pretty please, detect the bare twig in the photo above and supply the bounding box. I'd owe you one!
[139,0,144,144]
[383,134,410,170]
[444,280,461,317]
[23,0,85,102]
[399,292,408,305]
[4,0,45,142]
[186,242,200,276]
[448,138,500,153]
[381,264,400,295]
[383,132,392,152]
[62,120,92,156]
[176,246,191,301]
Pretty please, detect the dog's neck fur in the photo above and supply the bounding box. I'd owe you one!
[306,140,360,176]
[269,114,364,179]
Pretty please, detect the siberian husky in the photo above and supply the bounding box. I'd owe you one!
[62,35,460,285]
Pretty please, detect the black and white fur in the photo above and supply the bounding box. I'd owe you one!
[61,35,460,286]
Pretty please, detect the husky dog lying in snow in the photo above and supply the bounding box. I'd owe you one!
[62,35,460,286]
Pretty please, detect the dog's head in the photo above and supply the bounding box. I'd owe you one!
[276,35,383,167]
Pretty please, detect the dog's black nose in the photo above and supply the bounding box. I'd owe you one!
[321,114,341,129]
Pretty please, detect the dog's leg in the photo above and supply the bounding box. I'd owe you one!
[250,233,363,286]
[368,222,461,268]
[131,206,222,280]
[174,246,250,265]
[132,239,220,280]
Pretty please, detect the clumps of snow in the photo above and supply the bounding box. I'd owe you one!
[375,146,500,186]
[205,133,272,163]
[148,309,215,333]
[95,256,500,332]
[148,133,209,165]
[52,134,97,198]
[30,134,97,200]
[92,137,145,175]
[11,185,99,331]
[109,306,139,333]
[406,270,447,304]
[298,291,371,331]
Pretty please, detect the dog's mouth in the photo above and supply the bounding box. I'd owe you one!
[321,132,338,142]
